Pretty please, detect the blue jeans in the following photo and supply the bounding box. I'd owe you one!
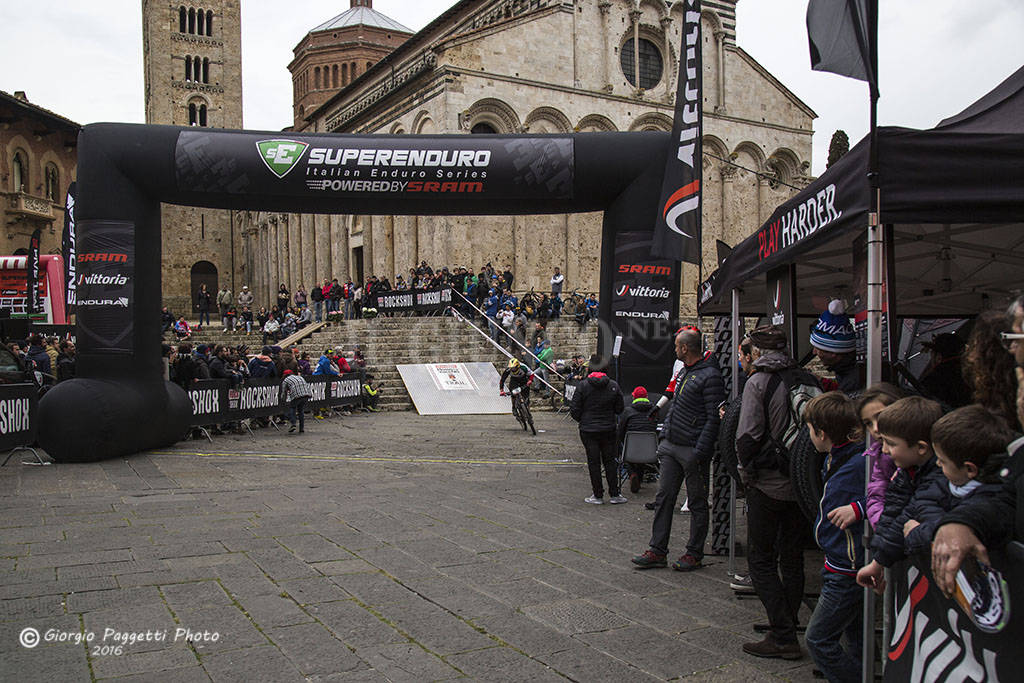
[314,300,323,322]
[198,309,210,326]
[806,569,863,683]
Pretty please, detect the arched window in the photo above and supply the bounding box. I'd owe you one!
[188,103,198,126]
[314,67,321,90]
[179,6,187,33]
[202,57,209,84]
[199,104,208,127]
[12,151,26,192]
[44,164,59,201]
[471,123,497,134]
[206,10,213,36]
[621,38,664,90]
[188,7,195,34]
[197,8,204,35]
[185,56,192,81]
[342,63,348,84]
[332,64,338,88]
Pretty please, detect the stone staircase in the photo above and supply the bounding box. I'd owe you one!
[307,317,598,411]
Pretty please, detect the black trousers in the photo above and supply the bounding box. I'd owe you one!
[648,441,710,559]
[746,486,806,645]
[580,430,619,498]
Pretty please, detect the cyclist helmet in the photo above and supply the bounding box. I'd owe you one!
[507,358,521,369]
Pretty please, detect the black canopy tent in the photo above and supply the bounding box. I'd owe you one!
[699,65,1024,328]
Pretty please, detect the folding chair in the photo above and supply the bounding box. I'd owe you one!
[618,430,659,490]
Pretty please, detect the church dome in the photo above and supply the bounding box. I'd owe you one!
[310,1,413,35]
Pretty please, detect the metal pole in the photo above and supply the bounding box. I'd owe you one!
[728,288,740,578]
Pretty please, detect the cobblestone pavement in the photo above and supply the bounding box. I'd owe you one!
[1,412,822,682]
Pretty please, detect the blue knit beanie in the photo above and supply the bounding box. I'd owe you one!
[810,299,856,353]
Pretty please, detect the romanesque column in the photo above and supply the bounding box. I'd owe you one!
[661,15,674,102]
[288,213,302,291]
[599,1,613,91]
[715,29,726,112]
[720,164,738,243]
[301,214,316,290]
[630,9,642,93]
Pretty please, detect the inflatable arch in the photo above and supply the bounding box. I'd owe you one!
[39,124,680,462]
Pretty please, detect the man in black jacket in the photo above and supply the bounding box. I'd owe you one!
[633,329,725,571]
[570,355,625,505]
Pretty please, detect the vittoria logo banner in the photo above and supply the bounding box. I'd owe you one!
[177,132,574,201]
[652,0,702,264]
[75,221,135,353]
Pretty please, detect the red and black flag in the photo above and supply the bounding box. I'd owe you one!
[652,0,702,264]
[807,0,878,95]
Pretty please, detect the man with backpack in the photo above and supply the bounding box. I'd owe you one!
[734,325,822,660]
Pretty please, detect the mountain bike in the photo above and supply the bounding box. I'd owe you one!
[509,386,536,435]
[562,291,584,316]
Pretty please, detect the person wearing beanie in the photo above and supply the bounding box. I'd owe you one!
[617,386,658,493]
[810,299,863,395]
[281,368,313,433]
[734,324,821,660]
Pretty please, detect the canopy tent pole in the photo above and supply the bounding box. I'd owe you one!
[728,288,740,578]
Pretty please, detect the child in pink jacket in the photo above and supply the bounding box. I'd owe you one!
[857,384,904,527]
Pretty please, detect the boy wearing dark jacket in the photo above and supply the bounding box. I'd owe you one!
[569,355,625,505]
[617,386,657,493]
[901,405,1014,555]
[802,392,867,681]
[856,397,945,593]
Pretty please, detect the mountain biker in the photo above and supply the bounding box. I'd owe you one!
[500,357,534,404]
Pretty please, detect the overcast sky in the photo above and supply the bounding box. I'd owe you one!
[3,1,1022,175]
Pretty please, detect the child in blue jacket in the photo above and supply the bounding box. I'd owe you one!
[802,392,867,683]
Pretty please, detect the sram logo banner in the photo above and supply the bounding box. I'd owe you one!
[257,140,309,179]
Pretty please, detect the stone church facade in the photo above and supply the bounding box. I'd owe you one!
[143,0,246,316]
[238,0,816,314]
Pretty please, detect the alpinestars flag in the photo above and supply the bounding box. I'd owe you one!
[652,0,702,264]
[807,0,877,92]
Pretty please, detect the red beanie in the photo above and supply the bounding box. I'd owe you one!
[632,386,648,399]
[283,369,293,377]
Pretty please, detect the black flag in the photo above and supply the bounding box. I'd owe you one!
[652,0,702,264]
[26,228,41,314]
[807,0,877,93]
[62,182,77,314]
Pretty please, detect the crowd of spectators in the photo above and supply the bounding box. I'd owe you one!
[7,334,76,384]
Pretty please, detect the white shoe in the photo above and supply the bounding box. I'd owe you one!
[609,495,628,504]
[680,498,689,512]
[584,496,603,505]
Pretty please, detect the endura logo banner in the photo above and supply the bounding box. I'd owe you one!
[176,132,574,201]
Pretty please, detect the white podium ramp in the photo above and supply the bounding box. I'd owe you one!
[396,363,512,415]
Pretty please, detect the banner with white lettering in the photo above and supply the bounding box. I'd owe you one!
[187,380,228,425]
[62,182,77,314]
[0,383,37,451]
[370,287,452,313]
[26,228,41,314]
[175,132,574,202]
[885,551,1022,681]
[75,220,135,354]
[652,0,702,264]
[612,231,679,364]
[189,373,365,425]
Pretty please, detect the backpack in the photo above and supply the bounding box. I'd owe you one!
[758,368,823,471]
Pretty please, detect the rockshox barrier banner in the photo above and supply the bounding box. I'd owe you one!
[0,383,37,451]
[189,374,364,426]
[369,287,452,313]
[652,0,702,264]
[62,182,77,313]
[26,228,41,314]
[176,132,574,202]
[75,220,134,354]
[885,551,1024,681]
[611,231,679,385]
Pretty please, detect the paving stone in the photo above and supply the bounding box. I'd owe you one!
[89,644,197,679]
[468,611,577,656]
[18,549,134,570]
[66,586,163,613]
[160,581,233,611]
[80,604,178,654]
[476,576,571,608]
[577,623,733,678]
[201,645,305,683]
[237,593,313,628]
[356,642,462,682]
[446,646,565,681]
[0,594,66,621]
[268,622,366,676]
[676,625,813,677]
[246,549,320,580]
[310,558,376,575]
[1,638,91,683]
[274,534,354,563]
[133,542,228,561]
[96,666,215,682]
[521,599,633,634]
[305,600,407,650]
[390,613,498,655]
[278,576,352,605]
[216,574,281,600]
[0,576,119,600]
[329,572,420,606]
[57,560,167,580]
[537,643,662,682]
[175,605,268,654]
[678,660,799,681]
